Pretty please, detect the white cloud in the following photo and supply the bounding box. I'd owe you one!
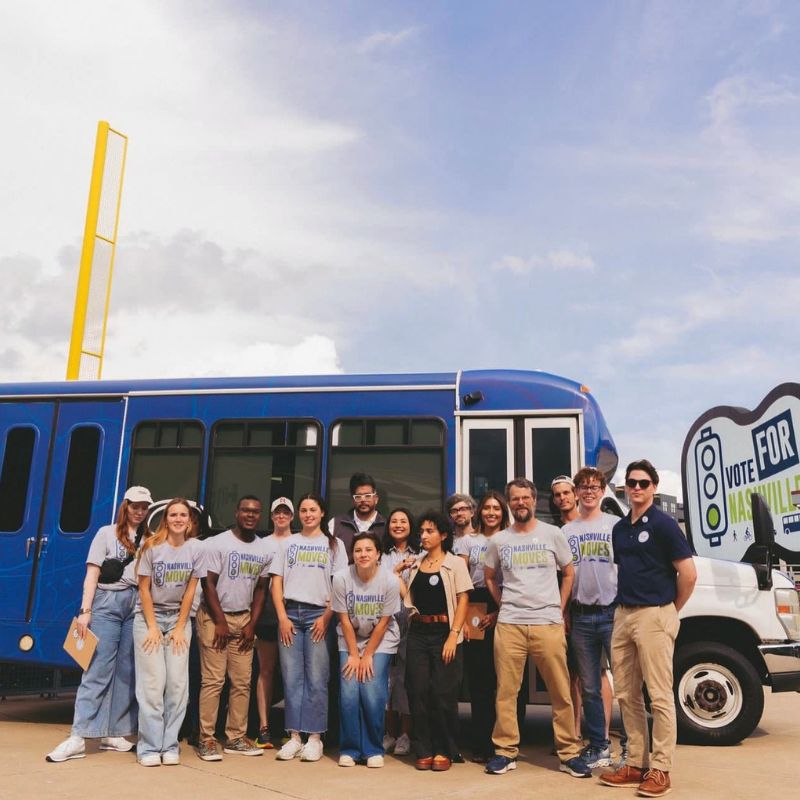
[357,27,419,54]
[493,249,596,274]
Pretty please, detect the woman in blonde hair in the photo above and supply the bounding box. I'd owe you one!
[46,487,154,763]
[133,497,203,766]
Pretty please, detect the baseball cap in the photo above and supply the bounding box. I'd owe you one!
[270,496,294,514]
[124,486,154,504]
[550,475,575,489]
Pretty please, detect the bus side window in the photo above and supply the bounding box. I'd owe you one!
[206,420,320,531]
[328,418,445,517]
[60,426,102,534]
[0,427,36,532]
[128,421,205,506]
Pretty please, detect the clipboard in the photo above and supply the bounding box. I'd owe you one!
[466,602,487,641]
[63,617,98,670]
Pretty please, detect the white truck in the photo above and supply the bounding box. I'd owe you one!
[676,383,800,744]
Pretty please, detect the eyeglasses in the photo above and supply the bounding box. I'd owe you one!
[578,485,603,494]
[352,493,376,501]
[626,478,653,489]
[449,505,472,514]
[272,509,292,516]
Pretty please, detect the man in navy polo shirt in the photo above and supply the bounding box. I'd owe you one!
[599,460,696,798]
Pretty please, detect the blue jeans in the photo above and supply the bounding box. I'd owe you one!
[72,587,137,738]
[133,610,191,758]
[277,602,330,734]
[570,605,626,750]
[338,651,391,760]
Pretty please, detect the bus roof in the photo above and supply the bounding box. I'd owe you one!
[0,368,590,404]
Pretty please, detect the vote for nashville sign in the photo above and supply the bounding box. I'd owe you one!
[682,383,800,564]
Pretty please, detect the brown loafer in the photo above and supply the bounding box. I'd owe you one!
[431,755,452,772]
[415,756,433,770]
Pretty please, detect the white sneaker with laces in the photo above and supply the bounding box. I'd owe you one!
[367,755,384,768]
[338,754,356,767]
[300,738,323,762]
[393,733,411,756]
[138,754,161,767]
[276,738,303,760]
[382,734,396,753]
[161,752,180,765]
[46,736,86,763]
[99,736,135,752]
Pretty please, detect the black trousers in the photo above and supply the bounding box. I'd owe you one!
[405,622,463,759]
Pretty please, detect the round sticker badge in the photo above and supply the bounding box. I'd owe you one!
[471,615,481,628]
[638,531,650,543]
[429,574,440,586]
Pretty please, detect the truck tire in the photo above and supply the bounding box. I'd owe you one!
[674,641,763,745]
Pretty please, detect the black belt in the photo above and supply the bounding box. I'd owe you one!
[571,602,616,615]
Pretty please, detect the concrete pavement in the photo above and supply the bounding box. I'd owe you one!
[1,691,799,800]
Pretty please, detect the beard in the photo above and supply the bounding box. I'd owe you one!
[511,506,533,523]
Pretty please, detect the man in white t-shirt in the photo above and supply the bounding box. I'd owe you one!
[483,478,590,779]
[563,467,625,769]
[196,495,272,761]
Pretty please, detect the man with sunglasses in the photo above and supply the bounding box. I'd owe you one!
[563,468,625,770]
[330,472,386,563]
[600,460,696,798]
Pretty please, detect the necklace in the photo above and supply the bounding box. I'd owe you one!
[423,553,441,567]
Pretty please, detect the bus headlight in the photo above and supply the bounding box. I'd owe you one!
[775,589,800,640]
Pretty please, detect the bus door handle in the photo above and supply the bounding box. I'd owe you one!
[26,536,48,559]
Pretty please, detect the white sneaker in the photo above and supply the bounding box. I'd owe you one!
[99,736,135,752]
[338,754,356,767]
[382,734,396,753]
[46,736,85,763]
[138,754,161,767]
[367,755,384,768]
[161,752,180,765]
[276,738,303,760]
[300,738,323,762]
[393,733,411,756]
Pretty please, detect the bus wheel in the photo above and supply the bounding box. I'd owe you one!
[674,642,763,745]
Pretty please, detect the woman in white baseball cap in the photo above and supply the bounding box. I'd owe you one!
[46,486,154,763]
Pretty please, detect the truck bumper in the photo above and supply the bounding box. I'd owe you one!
[759,642,800,692]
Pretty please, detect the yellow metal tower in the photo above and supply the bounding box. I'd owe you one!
[66,121,128,380]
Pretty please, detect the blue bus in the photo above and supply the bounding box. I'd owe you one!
[0,369,617,675]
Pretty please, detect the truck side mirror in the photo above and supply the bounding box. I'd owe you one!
[750,494,775,590]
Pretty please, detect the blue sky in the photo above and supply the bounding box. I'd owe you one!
[1,1,798,495]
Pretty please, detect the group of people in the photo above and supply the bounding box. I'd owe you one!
[45,461,696,798]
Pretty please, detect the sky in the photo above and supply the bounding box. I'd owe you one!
[2,0,799,499]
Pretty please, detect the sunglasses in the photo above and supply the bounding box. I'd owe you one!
[626,478,652,489]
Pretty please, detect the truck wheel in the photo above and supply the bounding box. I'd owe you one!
[674,642,763,745]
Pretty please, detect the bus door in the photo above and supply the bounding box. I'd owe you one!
[0,401,58,625]
[460,415,581,505]
[460,413,581,704]
[27,399,125,663]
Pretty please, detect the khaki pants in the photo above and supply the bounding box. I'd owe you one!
[197,606,254,742]
[611,604,680,772]
[493,622,581,760]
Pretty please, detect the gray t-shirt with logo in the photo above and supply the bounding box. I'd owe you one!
[484,522,571,625]
[270,533,348,607]
[332,565,401,655]
[453,532,489,588]
[136,539,202,612]
[563,513,619,606]
[202,529,274,613]
[86,524,139,591]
